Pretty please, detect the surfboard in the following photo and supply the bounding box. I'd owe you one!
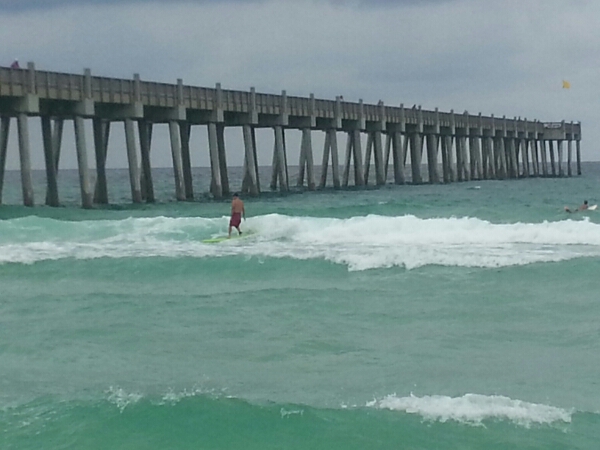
[589,204,598,211]
[202,233,250,244]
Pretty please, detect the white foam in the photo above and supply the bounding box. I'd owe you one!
[366,393,572,427]
[105,386,143,412]
[2,214,600,270]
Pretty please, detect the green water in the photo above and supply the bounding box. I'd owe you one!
[1,166,600,449]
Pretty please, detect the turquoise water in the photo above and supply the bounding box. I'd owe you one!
[2,165,600,449]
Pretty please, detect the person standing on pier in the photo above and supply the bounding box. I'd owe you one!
[229,193,245,237]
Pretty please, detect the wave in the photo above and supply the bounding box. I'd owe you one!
[104,388,573,428]
[2,214,600,270]
[366,393,572,427]
[2,389,593,450]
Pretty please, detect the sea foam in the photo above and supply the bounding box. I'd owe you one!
[1,214,600,270]
[367,393,573,427]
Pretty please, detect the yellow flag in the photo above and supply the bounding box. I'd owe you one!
[562,80,571,89]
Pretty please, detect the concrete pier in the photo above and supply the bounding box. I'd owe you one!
[0,63,583,207]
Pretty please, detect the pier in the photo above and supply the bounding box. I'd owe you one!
[0,63,582,208]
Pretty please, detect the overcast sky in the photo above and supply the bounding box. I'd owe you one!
[0,0,597,171]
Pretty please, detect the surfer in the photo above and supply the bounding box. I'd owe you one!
[564,200,588,213]
[228,193,245,237]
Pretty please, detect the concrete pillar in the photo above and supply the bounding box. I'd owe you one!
[52,119,63,175]
[45,119,64,204]
[373,130,385,185]
[352,129,365,186]
[138,120,155,203]
[567,140,573,177]
[329,129,341,188]
[320,130,332,188]
[168,121,186,201]
[297,128,316,190]
[272,126,289,191]
[539,140,548,176]
[410,133,423,184]
[481,137,489,179]
[502,138,511,178]
[282,128,290,187]
[319,129,340,189]
[41,116,59,207]
[392,132,406,184]
[494,138,506,179]
[548,140,556,176]
[342,131,353,187]
[508,138,517,178]
[530,139,539,177]
[0,117,10,204]
[471,136,483,180]
[383,133,391,182]
[179,123,194,200]
[576,140,581,175]
[453,136,461,181]
[251,127,260,192]
[488,137,497,179]
[426,134,440,183]
[270,138,278,190]
[446,135,456,182]
[556,140,564,177]
[461,136,470,181]
[17,114,34,207]
[242,124,259,196]
[521,139,529,177]
[468,136,477,180]
[207,122,223,198]
[469,136,478,179]
[507,138,518,178]
[440,134,450,183]
[92,118,109,204]
[124,118,142,203]
[455,135,465,181]
[73,116,93,208]
[217,124,230,196]
[364,132,373,185]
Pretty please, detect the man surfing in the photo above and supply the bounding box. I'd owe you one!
[564,200,588,213]
[228,193,245,237]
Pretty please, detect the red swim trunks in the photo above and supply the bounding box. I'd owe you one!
[229,212,242,227]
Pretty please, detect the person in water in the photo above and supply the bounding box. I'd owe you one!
[564,200,588,213]
[228,193,245,237]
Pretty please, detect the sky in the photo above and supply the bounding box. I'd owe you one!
[0,0,597,171]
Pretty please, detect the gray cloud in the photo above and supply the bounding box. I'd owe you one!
[0,0,595,172]
[0,0,258,12]
[0,0,453,12]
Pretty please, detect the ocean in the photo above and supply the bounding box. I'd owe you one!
[1,163,600,449]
